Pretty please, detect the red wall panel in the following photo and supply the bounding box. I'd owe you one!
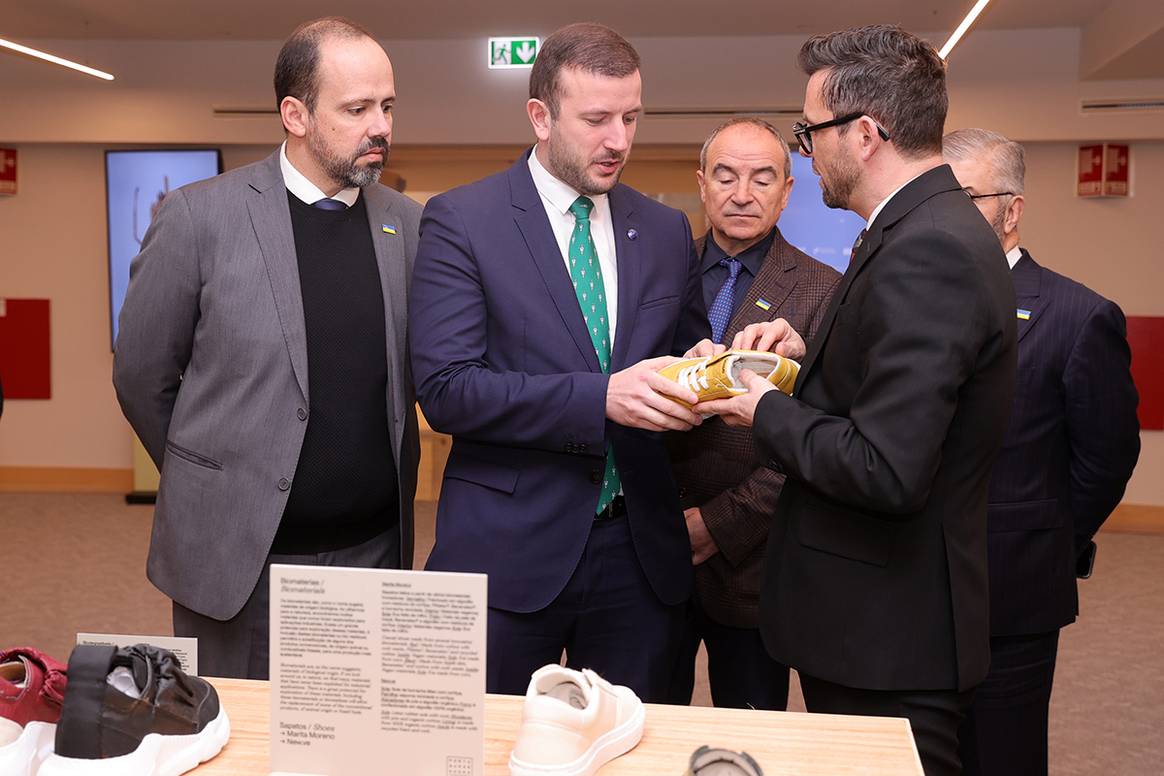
[1127,315,1164,431]
[0,298,51,399]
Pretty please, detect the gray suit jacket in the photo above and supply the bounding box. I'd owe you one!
[113,149,421,621]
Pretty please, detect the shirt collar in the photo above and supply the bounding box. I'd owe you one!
[279,141,360,208]
[527,145,608,216]
[865,171,925,230]
[1006,245,1023,270]
[701,227,776,276]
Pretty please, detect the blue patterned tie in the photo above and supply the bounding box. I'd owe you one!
[707,258,742,344]
[313,198,346,211]
[567,196,620,515]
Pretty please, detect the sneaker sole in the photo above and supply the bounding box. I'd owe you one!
[508,698,645,776]
[0,720,56,776]
[38,706,230,776]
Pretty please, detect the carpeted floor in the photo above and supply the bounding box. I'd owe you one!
[3,493,1161,774]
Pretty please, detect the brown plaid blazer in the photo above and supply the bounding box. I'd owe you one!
[667,228,841,628]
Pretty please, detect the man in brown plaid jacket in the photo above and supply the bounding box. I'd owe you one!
[668,118,841,709]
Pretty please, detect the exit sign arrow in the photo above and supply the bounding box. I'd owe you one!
[488,36,540,69]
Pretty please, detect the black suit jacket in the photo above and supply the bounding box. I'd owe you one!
[987,250,1139,637]
[753,166,1017,692]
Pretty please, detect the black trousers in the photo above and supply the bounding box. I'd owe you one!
[485,514,684,704]
[172,525,400,679]
[959,630,1060,776]
[799,672,973,776]
[669,597,789,710]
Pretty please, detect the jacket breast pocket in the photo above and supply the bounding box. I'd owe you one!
[797,506,893,567]
[443,454,520,494]
[638,295,679,312]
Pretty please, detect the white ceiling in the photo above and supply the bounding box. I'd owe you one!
[2,0,1111,40]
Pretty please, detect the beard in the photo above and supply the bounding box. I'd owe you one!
[308,131,390,189]
[986,199,1009,243]
[817,148,860,210]
[546,128,626,196]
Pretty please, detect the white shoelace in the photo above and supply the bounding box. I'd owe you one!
[675,361,712,392]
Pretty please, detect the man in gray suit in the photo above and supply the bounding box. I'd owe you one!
[113,17,421,679]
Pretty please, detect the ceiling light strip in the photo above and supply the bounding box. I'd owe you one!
[0,36,115,80]
[938,0,991,60]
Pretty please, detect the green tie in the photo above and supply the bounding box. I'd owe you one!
[568,196,621,514]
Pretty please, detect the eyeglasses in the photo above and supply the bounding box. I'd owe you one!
[792,112,891,156]
[962,188,1015,200]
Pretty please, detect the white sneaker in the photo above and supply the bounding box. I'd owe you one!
[509,665,645,776]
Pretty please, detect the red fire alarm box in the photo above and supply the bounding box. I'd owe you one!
[0,148,16,196]
[1077,143,1130,197]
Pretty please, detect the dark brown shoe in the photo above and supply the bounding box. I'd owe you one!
[40,644,229,775]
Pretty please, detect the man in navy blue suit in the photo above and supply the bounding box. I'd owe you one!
[409,22,710,701]
[944,128,1141,776]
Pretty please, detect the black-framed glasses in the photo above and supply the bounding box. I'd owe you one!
[962,188,1015,200]
[792,112,891,155]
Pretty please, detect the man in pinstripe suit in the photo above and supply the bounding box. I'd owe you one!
[944,128,1141,776]
[667,118,841,709]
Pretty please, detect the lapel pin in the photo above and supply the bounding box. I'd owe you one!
[382,224,397,235]
[626,228,638,241]
[1016,308,1031,320]
[754,298,772,311]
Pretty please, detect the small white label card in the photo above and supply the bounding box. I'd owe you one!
[75,634,198,676]
[270,565,487,776]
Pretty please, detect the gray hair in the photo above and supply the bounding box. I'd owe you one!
[700,117,792,179]
[942,128,1026,195]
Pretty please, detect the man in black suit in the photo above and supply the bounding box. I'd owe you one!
[944,128,1141,776]
[700,26,1016,775]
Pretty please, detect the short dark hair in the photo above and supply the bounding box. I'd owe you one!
[274,17,376,112]
[798,25,947,157]
[700,117,792,179]
[529,22,640,118]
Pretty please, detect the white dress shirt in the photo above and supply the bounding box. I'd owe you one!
[866,171,925,230]
[527,147,619,348]
[1006,245,1023,271]
[279,141,359,208]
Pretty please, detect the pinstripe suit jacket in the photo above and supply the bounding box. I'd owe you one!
[986,250,1139,636]
[668,228,841,627]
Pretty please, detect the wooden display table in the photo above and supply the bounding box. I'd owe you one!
[196,678,922,774]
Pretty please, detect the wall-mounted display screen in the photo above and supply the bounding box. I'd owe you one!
[779,152,867,272]
[105,149,222,347]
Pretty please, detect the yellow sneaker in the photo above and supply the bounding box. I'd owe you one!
[659,349,799,408]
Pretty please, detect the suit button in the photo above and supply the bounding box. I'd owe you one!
[278,478,290,491]
[579,444,588,453]
[590,469,603,484]
[297,408,308,421]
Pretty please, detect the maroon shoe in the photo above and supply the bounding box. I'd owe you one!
[0,647,68,776]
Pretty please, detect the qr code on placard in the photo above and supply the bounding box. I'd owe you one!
[446,755,474,776]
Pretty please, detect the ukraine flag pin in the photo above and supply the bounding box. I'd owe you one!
[382,224,397,235]
[755,298,772,311]
[1017,308,1031,320]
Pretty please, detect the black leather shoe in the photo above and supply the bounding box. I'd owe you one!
[41,644,229,775]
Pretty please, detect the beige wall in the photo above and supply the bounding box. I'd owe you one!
[1,24,1160,500]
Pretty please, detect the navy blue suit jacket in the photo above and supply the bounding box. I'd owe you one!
[986,250,1139,636]
[409,152,707,613]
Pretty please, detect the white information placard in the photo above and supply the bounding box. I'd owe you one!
[76,633,198,676]
[270,565,487,776]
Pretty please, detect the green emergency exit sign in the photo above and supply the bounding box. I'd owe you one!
[488,37,540,69]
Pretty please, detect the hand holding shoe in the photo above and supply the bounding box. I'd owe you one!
[694,369,776,428]
[732,319,805,360]
[606,357,702,432]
